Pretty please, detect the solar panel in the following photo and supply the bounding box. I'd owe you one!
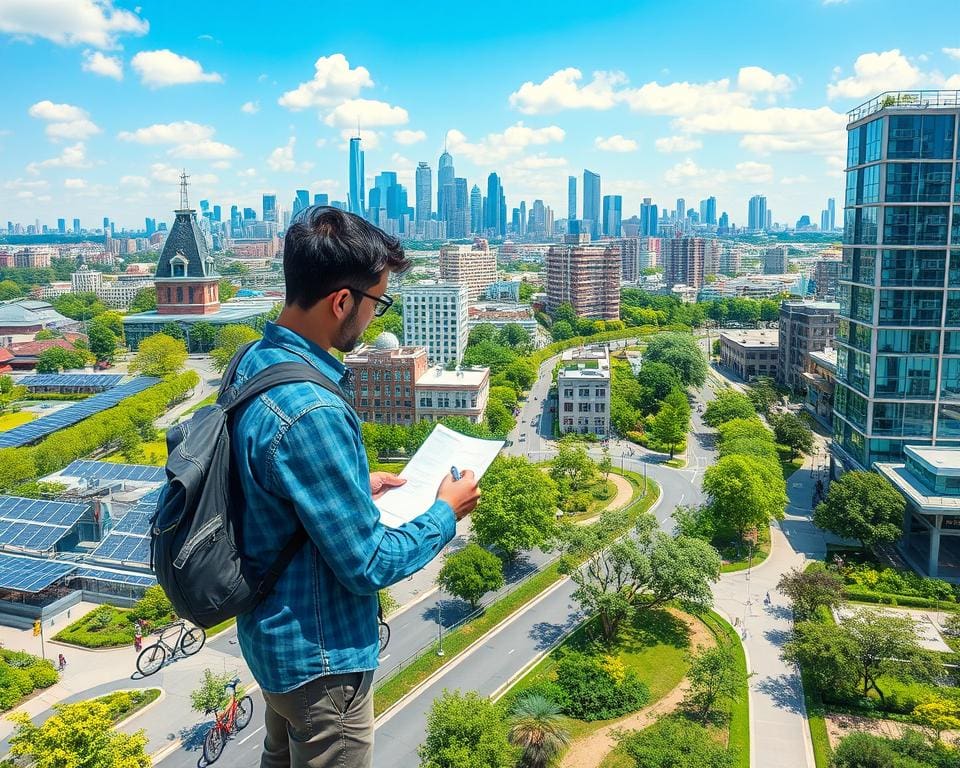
[0,496,88,527]
[72,567,156,587]
[0,377,161,448]
[0,554,76,593]
[60,460,166,484]
[18,374,124,390]
[90,532,150,564]
[110,510,152,535]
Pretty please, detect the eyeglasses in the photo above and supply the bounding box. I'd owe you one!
[348,288,394,317]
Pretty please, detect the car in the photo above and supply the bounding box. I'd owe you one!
[519,434,526,441]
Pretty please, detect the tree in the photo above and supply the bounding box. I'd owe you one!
[461,340,516,374]
[550,320,574,342]
[702,391,755,427]
[507,693,569,768]
[211,325,262,373]
[912,698,960,742]
[496,323,531,350]
[620,716,734,768]
[642,332,707,387]
[684,645,744,723]
[598,453,613,481]
[502,359,536,391]
[703,454,787,544]
[776,564,844,621]
[86,317,118,362]
[218,278,238,302]
[437,544,505,609]
[485,400,515,437]
[52,291,106,321]
[468,323,499,347]
[813,471,906,552]
[549,442,597,491]
[190,669,236,715]
[190,321,217,353]
[552,303,577,325]
[130,333,188,377]
[770,412,814,459]
[5,699,150,768]
[36,346,88,373]
[648,400,688,458]
[0,279,22,300]
[472,456,559,558]
[829,730,952,768]
[636,362,681,414]
[129,287,157,313]
[419,690,517,768]
[747,376,779,413]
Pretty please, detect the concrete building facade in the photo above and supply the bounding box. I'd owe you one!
[778,301,840,392]
[545,244,620,320]
[438,240,497,300]
[719,330,779,382]
[401,281,469,365]
[557,345,610,437]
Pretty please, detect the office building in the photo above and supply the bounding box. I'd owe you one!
[415,162,431,223]
[484,173,506,237]
[748,194,768,231]
[778,301,840,392]
[293,189,310,215]
[70,265,102,293]
[763,245,789,274]
[437,150,454,219]
[828,197,836,231]
[348,136,365,217]
[468,303,537,335]
[262,194,277,224]
[602,195,622,237]
[439,240,497,300]
[804,348,837,428]
[701,196,717,226]
[470,185,482,235]
[662,236,718,289]
[415,365,490,425]
[314,193,329,206]
[640,198,658,237]
[615,238,642,283]
[558,345,610,437]
[813,258,842,300]
[583,170,601,239]
[832,92,960,470]
[719,211,730,232]
[821,209,831,232]
[72,218,81,235]
[675,199,685,223]
[720,330,779,382]
[401,281,469,365]
[567,176,577,221]
[344,334,426,426]
[545,244,620,320]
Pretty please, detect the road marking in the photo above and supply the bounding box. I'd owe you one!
[239,725,264,745]
[508,648,515,654]
[379,654,391,662]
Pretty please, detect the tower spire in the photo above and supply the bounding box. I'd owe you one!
[179,169,191,210]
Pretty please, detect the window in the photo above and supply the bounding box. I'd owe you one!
[176,287,183,303]
[883,206,949,246]
[579,388,590,397]
[880,249,946,287]
[360,370,368,381]
[594,388,606,397]
[564,389,574,397]
[878,289,943,326]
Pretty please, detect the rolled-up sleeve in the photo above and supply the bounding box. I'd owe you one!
[267,403,455,595]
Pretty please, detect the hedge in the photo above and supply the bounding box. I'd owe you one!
[0,371,198,492]
[529,324,692,368]
[842,588,960,611]
[0,649,58,711]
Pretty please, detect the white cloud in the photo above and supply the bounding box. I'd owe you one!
[237,168,257,178]
[594,134,638,152]
[315,138,327,148]
[267,137,313,172]
[211,160,231,169]
[655,135,703,153]
[46,119,100,140]
[676,105,846,139]
[278,54,373,110]
[944,48,960,60]
[337,128,380,150]
[64,178,87,189]
[446,122,565,165]
[827,49,921,99]
[28,100,87,122]
[734,161,775,184]
[780,175,811,185]
[393,129,426,145]
[26,142,90,173]
[944,74,960,90]
[509,154,568,170]
[663,158,709,186]
[241,101,259,114]
[737,66,794,94]
[3,178,49,191]
[509,68,625,114]
[0,0,148,49]
[82,50,122,79]
[618,78,750,115]
[323,98,408,128]
[118,121,214,144]
[131,49,222,88]
[739,132,843,155]
[168,140,238,160]
[150,163,217,185]
[119,175,149,188]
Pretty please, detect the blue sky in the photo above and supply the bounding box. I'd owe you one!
[1,0,959,230]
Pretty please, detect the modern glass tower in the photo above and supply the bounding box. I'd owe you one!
[832,91,960,471]
[567,175,577,220]
[470,185,482,235]
[262,194,277,223]
[437,150,454,219]
[602,195,622,237]
[415,161,431,223]
[583,169,600,240]
[348,136,365,217]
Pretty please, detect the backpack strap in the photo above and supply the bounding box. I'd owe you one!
[220,341,259,392]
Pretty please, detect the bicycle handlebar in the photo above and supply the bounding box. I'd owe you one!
[225,677,240,689]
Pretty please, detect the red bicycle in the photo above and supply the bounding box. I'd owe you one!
[203,677,253,763]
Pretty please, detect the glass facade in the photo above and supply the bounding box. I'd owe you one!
[835,104,960,468]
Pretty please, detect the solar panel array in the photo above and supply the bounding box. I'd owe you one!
[18,374,125,390]
[60,460,166,484]
[0,377,161,448]
[110,510,152,535]
[0,496,88,553]
[0,554,76,593]
[72,566,155,587]
[90,491,158,565]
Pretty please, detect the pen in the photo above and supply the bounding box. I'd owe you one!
[450,466,461,481]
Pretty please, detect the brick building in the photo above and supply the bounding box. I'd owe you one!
[343,334,427,426]
[719,330,779,382]
[545,244,620,320]
[777,301,839,392]
[662,236,719,289]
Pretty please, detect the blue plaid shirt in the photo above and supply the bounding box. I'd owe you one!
[230,323,456,694]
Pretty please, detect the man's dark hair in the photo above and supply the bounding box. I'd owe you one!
[282,206,410,309]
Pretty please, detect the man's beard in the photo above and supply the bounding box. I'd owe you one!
[334,304,364,353]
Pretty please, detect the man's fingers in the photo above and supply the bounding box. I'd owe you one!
[379,475,406,487]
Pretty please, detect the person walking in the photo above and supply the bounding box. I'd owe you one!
[134,626,142,652]
[229,207,481,768]
[57,653,66,672]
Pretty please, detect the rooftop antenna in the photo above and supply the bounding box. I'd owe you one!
[179,169,190,209]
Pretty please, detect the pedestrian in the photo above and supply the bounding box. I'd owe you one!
[765,591,771,605]
[229,207,481,768]
[57,653,66,672]
[134,626,142,652]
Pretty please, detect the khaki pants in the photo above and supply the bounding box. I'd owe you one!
[260,671,374,768]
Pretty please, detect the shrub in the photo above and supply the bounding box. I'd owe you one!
[620,715,734,768]
[129,585,175,625]
[26,662,58,689]
[554,650,649,721]
[830,729,956,768]
[0,664,36,710]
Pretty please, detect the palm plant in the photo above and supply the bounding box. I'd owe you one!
[508,692,570,768]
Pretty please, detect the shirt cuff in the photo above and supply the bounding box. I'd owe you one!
[421,499,456,544]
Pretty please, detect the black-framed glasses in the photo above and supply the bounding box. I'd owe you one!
[348,288,394,317]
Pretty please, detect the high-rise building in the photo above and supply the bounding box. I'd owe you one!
[72,218,81,235]
[528,200,549,238]
[763,245,789,274]
[821,209,831,232]
[719,211,730,232]
[662,236,719,289]
[704,196,717,226]
[314,193,329,206]
[827,197,836,231]
[583,170,601,240]
[833,93,960,470]
[57,218,66,234]
[602,195,622,237]
[469,185,482,235]
[813,257,842,300]
[675,198,685,222]
[293,189,310,216]
[545,243,620,320]
[103,216,110,233]
[262,194,277,223]
[567,176,577,221]
[485,173,505,236]
[348,136,365,216]
[402,281,469,365]
[145,218,156,236]
[437,150,454,219]
[640,198,658,237]
[415,162,431,223]
[778,301,839,392]
[439,240,497,299]
[748,195,768,231]
[615,238,642,282]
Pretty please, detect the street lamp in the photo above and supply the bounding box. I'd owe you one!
[436,594,444,657]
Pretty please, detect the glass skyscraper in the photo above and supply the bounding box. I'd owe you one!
[582,169,600,240]
[415,162,431,223]
[833,91,960,471]
[602,195,622,237]
[349,136,365,217]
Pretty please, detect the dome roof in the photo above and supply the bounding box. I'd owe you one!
[372,332,400,350]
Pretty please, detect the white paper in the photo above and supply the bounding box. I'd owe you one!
[373,424,504,527]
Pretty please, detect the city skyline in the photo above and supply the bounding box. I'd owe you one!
[1,1,959,227]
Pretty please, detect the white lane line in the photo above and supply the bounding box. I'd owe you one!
[508,648,516,654]
[239,725,264,745]
[379,654,391,662]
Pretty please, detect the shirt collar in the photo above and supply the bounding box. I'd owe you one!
[262,322,348,384]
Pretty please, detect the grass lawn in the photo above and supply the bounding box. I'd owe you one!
[665,457,687,468]
[0,411,35,431]
[781,456,805,478]
[95,688,162,723]
[502,608,693,742]
[102,438,168,466]
[52,605,136,648]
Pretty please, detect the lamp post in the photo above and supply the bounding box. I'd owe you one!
[436,594,444,657]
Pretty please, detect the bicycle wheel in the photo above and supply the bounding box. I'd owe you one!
[136,643,166,676]
[235,696,253,731]
[379,621,390,653]
[180,627,206,656]
[203,725,225,763]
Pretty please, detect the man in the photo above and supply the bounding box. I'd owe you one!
[229,207,481,767]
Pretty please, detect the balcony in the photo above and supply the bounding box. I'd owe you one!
[848,90,960,123]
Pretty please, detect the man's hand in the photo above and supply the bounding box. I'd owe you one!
[436,470,480,521]
[370,472,406,501]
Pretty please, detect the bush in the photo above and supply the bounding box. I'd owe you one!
[840,564,956,602]
[129,585,175,626]
[620,715,734,768]
[0,664,37,710]
[830,729,956,768]
[554,650,649,721]
[26,662,58,689]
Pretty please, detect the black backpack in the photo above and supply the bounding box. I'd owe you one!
[150,342,348,629]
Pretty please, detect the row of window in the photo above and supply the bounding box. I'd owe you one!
[561,388,607,398]
[562,402,607,413]
[845,162,959,206]
[844,205,960,247]
[842,248,960,288]
[358,370,413,382]
[847,115,956,168]
[359,386,412,397]
[839,286,960,327]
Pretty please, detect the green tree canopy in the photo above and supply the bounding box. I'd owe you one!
[437,543,505,609]
[549,441,598,491]
[496,323,531,350]
[86,317,118,363]
[36,346,89,374]
[642,332,707,387]
[467,323,498,347]
[776,564,844,621]
[130,333,188,378]
[189,669,236,715]
[812,471,905,551]
[683,645,744,723]
[419,690,517,768]
[507,693,569,768]
[552,303,577,325]
[620,715,734,768]
[218,278,238,302]
[550,320,574,342]
[211,324,262,373]
[129,287,157,313]
[702,390,755,427]
[703,454,787,543]
[484,399,515,437]
[770,412,814,459]
[461,340,517,374]
[0,279,22,300]
[636,362,682,414]
[52,291,107,321]
[190,321,217,352]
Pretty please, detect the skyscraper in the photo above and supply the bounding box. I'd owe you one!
[827,197,836,231]
[640,198,658,237]
[675,198,685,222]
[262,194,277,223]
[748,195,767,231]
[348,136,365,217]
[470,185,482,235]
[583,169,601,240]
[545,244,621,319]
[415,162,432,223]
[567,176,577,221]
[833,92,960,470]
[519,200,527,237]
[145,217,156,236]
[485,173,505,236]
[662,236,719,289]
[57,218,66,234]
[293,189,310,215]
[704,196,717,226]
[437,149,454,219]
[455,178,469,238]
[72,218,81,235]
[820,209,831,232]
[314,193,329,206]
[602,195,622,237]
